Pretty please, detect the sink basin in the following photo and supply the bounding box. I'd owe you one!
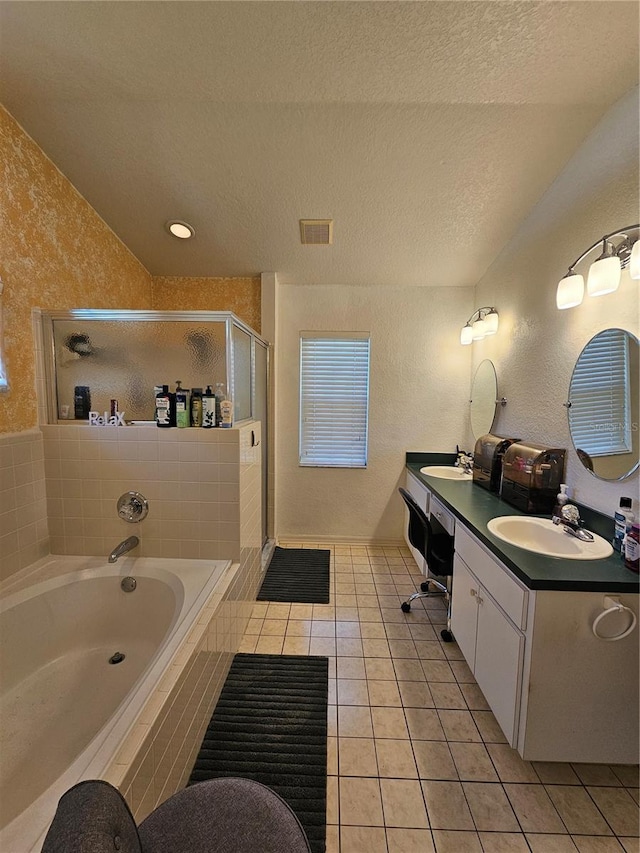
[487,516,613,560]
[419,465,472,481]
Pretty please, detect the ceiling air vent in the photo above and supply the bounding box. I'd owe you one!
[300,219,333,245]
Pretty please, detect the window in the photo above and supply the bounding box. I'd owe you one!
[569,328,631,457]
[299,332,370,467]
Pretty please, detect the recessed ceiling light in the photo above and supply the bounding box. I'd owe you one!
[166,220,195,239]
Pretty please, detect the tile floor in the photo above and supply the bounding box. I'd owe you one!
[238,543,640,853]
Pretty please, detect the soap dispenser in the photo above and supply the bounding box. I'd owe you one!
[553,484,569,519]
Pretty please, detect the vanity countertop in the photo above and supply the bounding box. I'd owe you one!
[406,455,639,593]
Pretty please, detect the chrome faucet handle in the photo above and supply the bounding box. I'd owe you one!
[117,491,149,523]
[560,504,581,525]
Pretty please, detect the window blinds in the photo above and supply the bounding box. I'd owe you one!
[299,333,370,467]
[569,328,631,457]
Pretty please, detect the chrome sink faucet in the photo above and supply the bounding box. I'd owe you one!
[552,504,594,542]
[108,535,140,563]
[456,448,474,475]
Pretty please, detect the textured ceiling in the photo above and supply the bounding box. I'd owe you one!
[1,1,638,286]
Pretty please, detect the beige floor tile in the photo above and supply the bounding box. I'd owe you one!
[325,823,339,853]
[361,622,388,639]
[311,619,336,637]
[430,682,467,710]
[338,679,370,706]
[327,775,339,824]
[337,638,365,657]
[486,742,539,783]
[525,835,579,852]
[254,635,284,654]
[372,707,410,739]
[438,709,482,742]
[328,678,337,704]
[285,619,313,636]
[337,621,362,638]
[619,839,640,853]
[367,680,402,707]
[449,742,499,782]
[421,780,474,830]
[478,831,531,852]
[251,602,269,618]
[381,778,429,828]
[359,607,384,622]
[328,705,337,737]
[388,639,419,659]
[504,783,567,834]
[533,762,581,785]
[337,657,367,679]
[375,739,418,778]
[449,659,475,683]
[409,623,441,641]
[281,635,311,655]
[309,637,337,656]
[237,634,258,653]
[405,708,446,741]
[288,603,314,619]
[431,829,482,852]
[265,602,291,619]
[462,781,519,831]
[366,658,398,680]
[244,617,264,634]
[470,711,508,744]
[610,766,640,788]
[393,659,427,681]
[336,606,361,621]
[381,607,410,623]
[339,737,379,777]
[363,638,392,657]
[384,623,412,639]
[338,706,374,738]
[386,827,435,852]
[572,837,627,852]
[335,593,358,606]
[459,683,491,711]
[572,765,624,787]
[586,786,640,836]
[414,741,458,781]
[327,735,338,775]
[441,642,465,661]
[260,618,288,636]
[313,604,336,620]
[628,789,640,806]
[545,785,612,835]
[340,825,388,853]
[422,660,456,682]
[415,641,447,661]
[398,680,434,708]
[340,777,385,826]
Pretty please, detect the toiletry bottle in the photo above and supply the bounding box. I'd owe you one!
[220,391,233,428]
[191,388,203,427]
[156,385,171,428]
[214,382,225,427]
[74,385,91,420]
[202,385,216,428]
[175,380,189,428]
[624,522,639,573]
[613,497,634,553]
[552,484,569,518]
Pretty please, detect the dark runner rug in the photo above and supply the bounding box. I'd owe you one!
[257,546,330,603]
[189,653,329,853]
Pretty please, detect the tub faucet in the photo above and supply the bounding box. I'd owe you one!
[108,536,140,563]
[552,504,594,542]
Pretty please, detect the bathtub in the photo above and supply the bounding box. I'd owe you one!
[0,554,234,852]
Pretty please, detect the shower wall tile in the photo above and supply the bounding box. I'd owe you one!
[0,430,49,582]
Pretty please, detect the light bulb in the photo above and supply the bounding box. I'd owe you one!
[460,324,473,346]
[472,317,486,340]
[556,271,584,309]
[166,220,195,239]
[484,309,499,335]
[630,239,640,280]
[587,241,621,296]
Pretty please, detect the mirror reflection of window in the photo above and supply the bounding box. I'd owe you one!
[568,329,639,481]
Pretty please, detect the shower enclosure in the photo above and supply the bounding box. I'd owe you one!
[40,310,270,543]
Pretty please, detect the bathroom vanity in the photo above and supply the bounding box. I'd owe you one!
[404,457,639,764]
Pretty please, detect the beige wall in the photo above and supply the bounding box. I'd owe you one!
[472,88,639,516]
[0,107,153,434]
[275,284,474,542]
[152,276,261,334]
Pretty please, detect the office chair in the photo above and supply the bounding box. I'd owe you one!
[398,487,455,642]
[42,777,311,853]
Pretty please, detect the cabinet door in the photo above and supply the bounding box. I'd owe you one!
[450,554,479,669]
[474,592,524,746]
[404,472,430,573]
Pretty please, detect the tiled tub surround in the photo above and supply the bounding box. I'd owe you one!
[0,549,263,851]
[41,421,262,563]
[0,429,49,580]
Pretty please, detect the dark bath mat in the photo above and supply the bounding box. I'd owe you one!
[189,653,329,853]
[257,546,330,603]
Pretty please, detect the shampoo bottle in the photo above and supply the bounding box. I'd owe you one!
[202,385,216,428]
[191,388,203,427]
[613,497,634,553]
[214,382,225,427]
[220,391,233,428]
[156,385,171,428]
[552,484,569,518]
[175,380,189,428]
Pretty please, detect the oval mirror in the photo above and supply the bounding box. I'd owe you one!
[470,359,498,439]
[568,328,639,481]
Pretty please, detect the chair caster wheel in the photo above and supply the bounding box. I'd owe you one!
[440,629,453,643]
[401,602,411,613]
[420,582,429,593]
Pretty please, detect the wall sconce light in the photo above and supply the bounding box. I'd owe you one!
[460,307,499,345]
[556,225,639,309]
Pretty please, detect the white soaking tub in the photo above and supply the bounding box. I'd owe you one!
[0,554,233,852]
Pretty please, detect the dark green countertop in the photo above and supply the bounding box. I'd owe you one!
[406,456,639,594]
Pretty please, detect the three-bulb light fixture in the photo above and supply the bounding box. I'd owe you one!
[556,224,639,309]
[460,306,499,346]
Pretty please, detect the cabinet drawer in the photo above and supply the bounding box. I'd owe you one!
[430,496,455,536]
[405,471,430,514]
[455,524,528,629]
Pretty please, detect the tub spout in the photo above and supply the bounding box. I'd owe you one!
[108,536,139,563]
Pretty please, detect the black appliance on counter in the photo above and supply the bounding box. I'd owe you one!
[472,433,520,493]
[501,441,566,514]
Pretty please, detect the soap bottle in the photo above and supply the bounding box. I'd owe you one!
[624,522,639,573]
[613,497,634,553]
[202,385,216,428]
[220,391,233,428]
[214,382,226,427]
[156,385,171,428]
[175,380,189,428]
[552,484,569,518]
[191,388,203,427]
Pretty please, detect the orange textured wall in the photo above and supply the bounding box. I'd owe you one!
[152,277,261,334]
[0,107,153,434]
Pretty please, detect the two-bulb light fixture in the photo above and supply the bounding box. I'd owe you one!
[460,307,499,346]
[556,225,639,310]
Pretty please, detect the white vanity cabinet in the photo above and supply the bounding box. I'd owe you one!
[404,471,431,574]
